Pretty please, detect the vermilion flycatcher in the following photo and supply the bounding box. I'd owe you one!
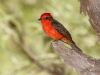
[38,13,82,52]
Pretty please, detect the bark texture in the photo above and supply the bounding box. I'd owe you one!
[79,0,100,39]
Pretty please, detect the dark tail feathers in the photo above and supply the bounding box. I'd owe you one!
[69,42,82,52]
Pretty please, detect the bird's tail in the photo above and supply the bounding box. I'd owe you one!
[69,42,82,52]
[61,39,82,52]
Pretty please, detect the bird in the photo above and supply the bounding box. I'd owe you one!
[38,13,82,52]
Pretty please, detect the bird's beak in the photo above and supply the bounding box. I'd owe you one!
[38,18,42,21]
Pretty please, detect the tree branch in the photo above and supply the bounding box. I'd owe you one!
[79,0,100,39]
[52,41,100,75]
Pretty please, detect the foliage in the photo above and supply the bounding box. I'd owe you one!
[0,0,100,75]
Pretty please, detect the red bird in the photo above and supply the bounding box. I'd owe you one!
[38,13,82,52]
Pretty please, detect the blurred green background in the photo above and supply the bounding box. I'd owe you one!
[0,0,100,75]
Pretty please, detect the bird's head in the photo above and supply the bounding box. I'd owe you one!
[38,13,53,21]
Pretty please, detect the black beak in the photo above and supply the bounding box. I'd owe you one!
[38,18,42,20]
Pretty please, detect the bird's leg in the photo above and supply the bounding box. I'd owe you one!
[53,40,57,42]
[53,39,61,42]
[61,39,68,44]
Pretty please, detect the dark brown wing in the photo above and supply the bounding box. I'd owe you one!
[51,19,73,42]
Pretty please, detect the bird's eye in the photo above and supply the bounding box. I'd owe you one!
[45,17,48,19]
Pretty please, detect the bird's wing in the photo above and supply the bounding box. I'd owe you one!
[51,20,73,42]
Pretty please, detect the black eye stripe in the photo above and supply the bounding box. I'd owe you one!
[39,17,52,20]
[45,17,52,20]
[45,17,48,19]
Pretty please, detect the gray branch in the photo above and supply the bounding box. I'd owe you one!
[79,0,100,39]
[52,41,100,75]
